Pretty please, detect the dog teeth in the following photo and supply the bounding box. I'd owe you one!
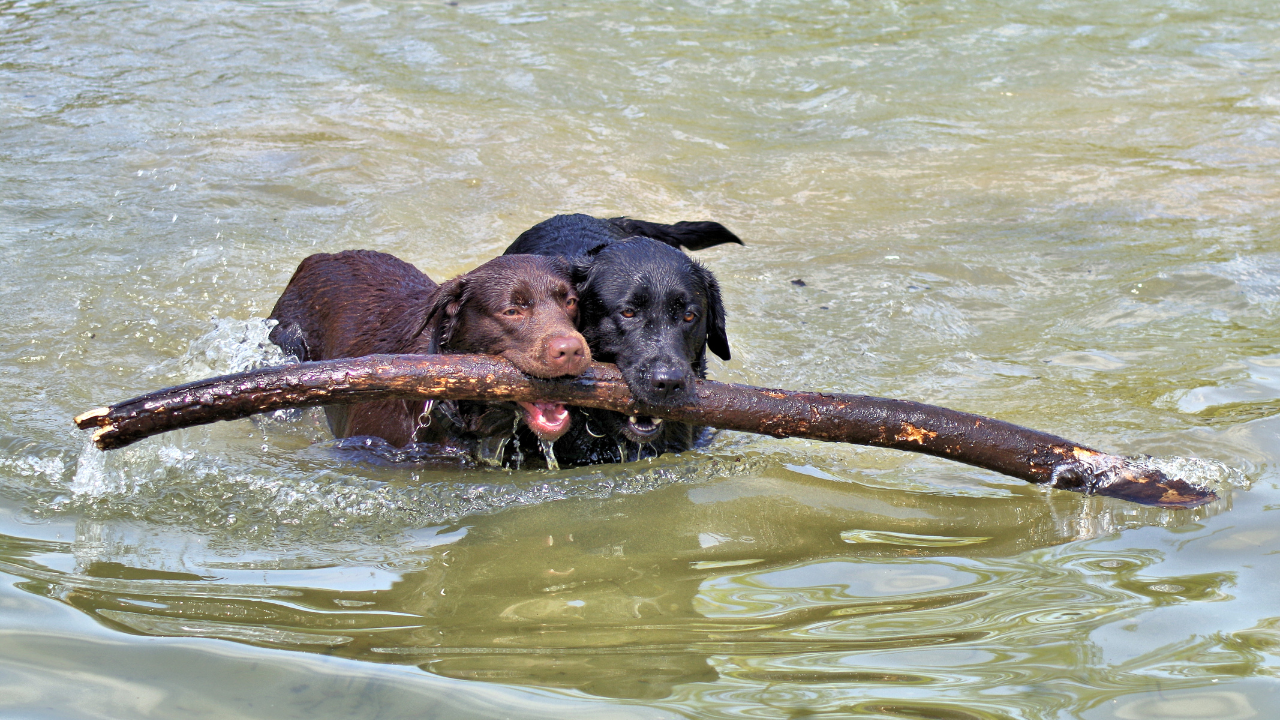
[630,415,638,423]
[651,418,663,425]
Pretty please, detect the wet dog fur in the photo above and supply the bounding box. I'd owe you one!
[504,214,738,465]
[268,250,589,452]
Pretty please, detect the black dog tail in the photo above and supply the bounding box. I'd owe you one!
[607,217,744,251]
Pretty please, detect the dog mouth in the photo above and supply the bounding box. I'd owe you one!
[623,414,664,442]
[517,401,571,441]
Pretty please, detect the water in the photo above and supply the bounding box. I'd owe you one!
[2,0,1278,717]
[539,438,561,471]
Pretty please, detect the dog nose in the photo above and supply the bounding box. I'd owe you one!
[648,366,688,402]
[546,335,588,375]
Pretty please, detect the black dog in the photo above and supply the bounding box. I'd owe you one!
[504,214,739,465]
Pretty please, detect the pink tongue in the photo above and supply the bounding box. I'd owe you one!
[517,402,571,440]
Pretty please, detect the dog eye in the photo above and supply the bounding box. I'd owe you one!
[503,308,522,317]
[565,297,577,308]
[683,310,697,323]
[620,309,635,318]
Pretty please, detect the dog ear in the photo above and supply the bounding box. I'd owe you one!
[416,275,467,354]
[567,241,612,296]
[569,254,595,291]
[697,264,731,362]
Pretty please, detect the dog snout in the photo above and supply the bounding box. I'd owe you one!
[647,362,690,403]
[545,334,590,375]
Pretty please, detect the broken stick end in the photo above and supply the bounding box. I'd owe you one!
[74,407,112,429]
[89,425,115,449]
[1097,464,1218,509]
[1050,455,1218,509]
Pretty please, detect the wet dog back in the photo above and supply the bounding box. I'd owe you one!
[507,213,742,257]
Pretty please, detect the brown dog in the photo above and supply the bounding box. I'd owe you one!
[267,250,590,449]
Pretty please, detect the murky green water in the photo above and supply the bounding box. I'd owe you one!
[2,1,1278,717]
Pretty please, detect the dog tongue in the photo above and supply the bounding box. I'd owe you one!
[517,401,571,440]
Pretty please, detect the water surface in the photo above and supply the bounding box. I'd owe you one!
[1,1,1277,718]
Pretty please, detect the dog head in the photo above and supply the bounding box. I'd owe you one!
[420,254,590,440]
[572,237,729,415]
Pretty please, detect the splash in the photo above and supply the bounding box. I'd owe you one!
[538,438,560,471]
[176,317,296,382]
[1127,455,1250,493]
[474,435,511,468]
[68,437,112,497]
[1047,451,1245,499]
[507,415,524,470]
[47,435,776,541]
[169,316,323,431]
[0,435,71,493]
[61,437,217,505]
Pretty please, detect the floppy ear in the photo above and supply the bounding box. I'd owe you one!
[697,264,731,361]
[415,276,467,354]
[568,241,611,295]
[569,254,595,293]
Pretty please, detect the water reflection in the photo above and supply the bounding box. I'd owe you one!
[0,462,1226,701]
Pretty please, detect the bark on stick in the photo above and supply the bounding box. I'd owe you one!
[74,354,1215,508]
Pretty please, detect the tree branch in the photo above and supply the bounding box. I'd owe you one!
[74,354,1215,508]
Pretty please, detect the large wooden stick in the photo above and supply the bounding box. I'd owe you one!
[74,354,1215,508]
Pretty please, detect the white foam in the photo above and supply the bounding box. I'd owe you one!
[177,317,296,382]
[1130,454,1251,493]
